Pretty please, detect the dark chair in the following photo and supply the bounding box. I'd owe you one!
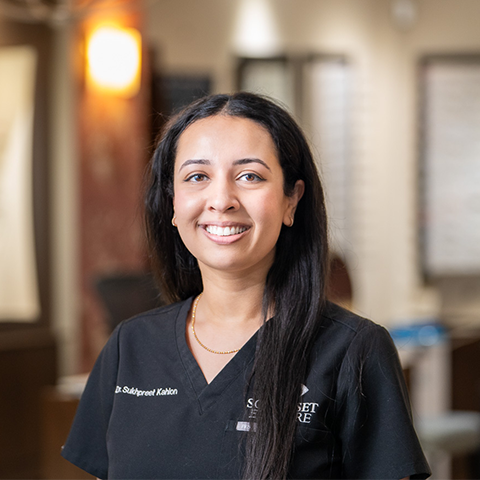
[94,273,164,332]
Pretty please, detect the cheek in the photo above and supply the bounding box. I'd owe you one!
[173,191,202,220]
[254,191,289,221]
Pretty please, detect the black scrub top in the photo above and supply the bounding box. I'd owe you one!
[61,298,431,479]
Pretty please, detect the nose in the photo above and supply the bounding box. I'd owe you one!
[208,179,239,213]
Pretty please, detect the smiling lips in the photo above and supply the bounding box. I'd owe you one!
[205,225,249,237]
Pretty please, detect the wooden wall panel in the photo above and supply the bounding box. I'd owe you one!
[0,334,56,479]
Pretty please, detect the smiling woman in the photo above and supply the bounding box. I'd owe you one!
[61,92,431,479]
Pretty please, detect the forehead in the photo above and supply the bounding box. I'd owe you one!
[175,115,278,165]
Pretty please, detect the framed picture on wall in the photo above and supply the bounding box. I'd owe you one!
[0,45,40,322]
[419,55,480,277]
[237,56,296,113]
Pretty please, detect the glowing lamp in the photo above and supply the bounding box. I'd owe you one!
[86,26,141,97]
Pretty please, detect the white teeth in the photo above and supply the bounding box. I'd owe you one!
[206,225,248,236]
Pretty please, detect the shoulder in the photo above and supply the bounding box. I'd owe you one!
[312,302,400,386]
[102,297,193,355]
[318,301,392,351]
[117,297,191,334]
[319,303,404,394]
[321,301,384,334]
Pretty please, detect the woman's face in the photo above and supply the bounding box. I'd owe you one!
[173,115,304,278]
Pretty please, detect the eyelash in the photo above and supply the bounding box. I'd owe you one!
[238,173,264,182]
[184,173,265,183]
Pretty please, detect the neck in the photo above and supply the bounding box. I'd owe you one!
[197,267,268,328]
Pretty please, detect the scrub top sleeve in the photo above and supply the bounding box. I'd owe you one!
[337,323,431,480]
[61,324,122,479]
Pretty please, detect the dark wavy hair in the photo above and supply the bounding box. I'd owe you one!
[145,92,329,479]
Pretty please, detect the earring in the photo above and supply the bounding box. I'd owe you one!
[171,216,177,227]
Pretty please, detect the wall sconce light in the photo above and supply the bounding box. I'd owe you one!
[86,25,141,97]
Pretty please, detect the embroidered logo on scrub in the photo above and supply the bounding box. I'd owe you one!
[246,384,319,424]
[115,385,178,397]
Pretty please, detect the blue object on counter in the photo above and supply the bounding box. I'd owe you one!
[388,321,447,348]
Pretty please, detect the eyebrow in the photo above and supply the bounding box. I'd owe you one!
[178,158,271,171]
[233,158,271,171]
[178,159,211,171]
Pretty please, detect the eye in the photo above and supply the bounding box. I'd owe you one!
[185,173,208,183]
[238,172,264,183]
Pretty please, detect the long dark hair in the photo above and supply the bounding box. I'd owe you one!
[145,92,329,479]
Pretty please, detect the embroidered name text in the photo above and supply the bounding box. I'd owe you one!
[115,386,178,397]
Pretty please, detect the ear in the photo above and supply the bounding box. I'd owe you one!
[283,180,305,226]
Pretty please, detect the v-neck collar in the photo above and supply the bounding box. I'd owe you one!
[175,297,258,413]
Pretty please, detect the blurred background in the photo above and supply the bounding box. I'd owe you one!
[1,0,480,478]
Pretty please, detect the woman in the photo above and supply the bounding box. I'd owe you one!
[62,92,430,479]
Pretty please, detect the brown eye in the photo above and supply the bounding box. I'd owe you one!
[185,173,208,182]
[239,173,264,182]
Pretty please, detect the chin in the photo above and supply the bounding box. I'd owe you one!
[197,252,275,277]
[199,259,249,273]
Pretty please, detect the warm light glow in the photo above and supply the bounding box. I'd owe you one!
[86,25,141,97]
[233,0,281,57]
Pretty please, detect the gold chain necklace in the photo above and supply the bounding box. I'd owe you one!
[191,293,241,355]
